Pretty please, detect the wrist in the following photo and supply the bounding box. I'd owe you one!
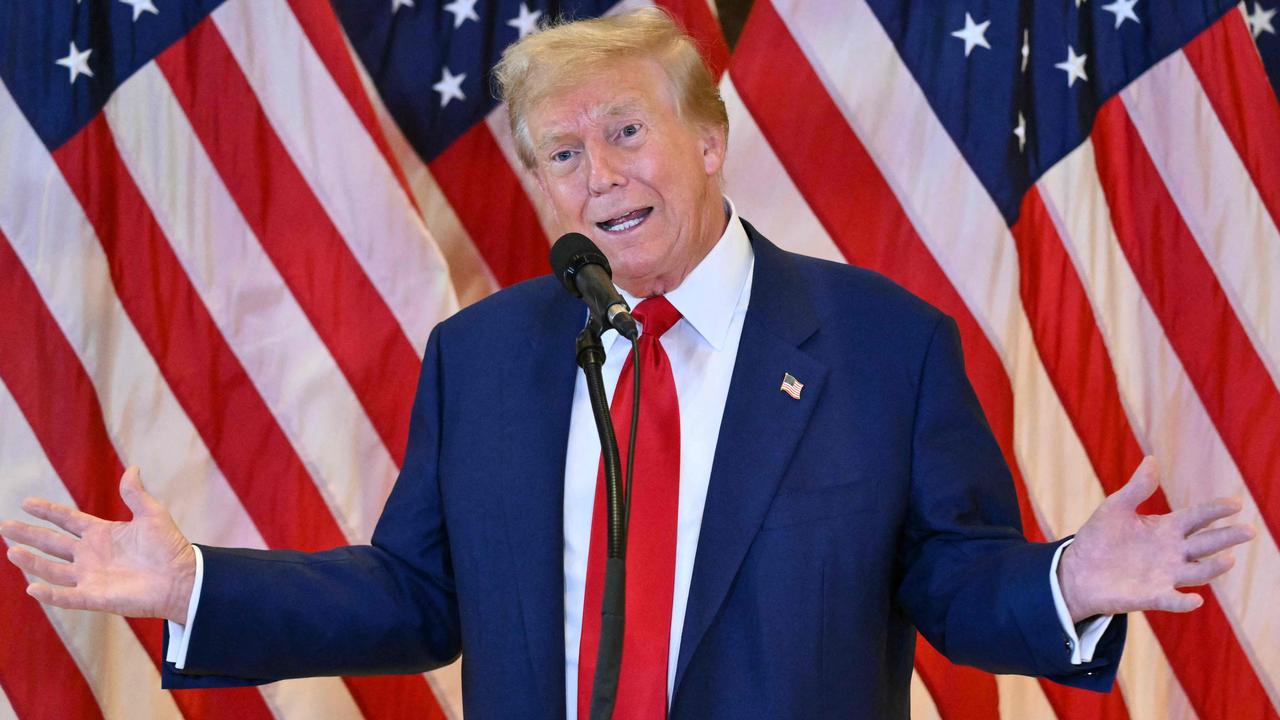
[166,544,197,625]
[1057,543,1091,624]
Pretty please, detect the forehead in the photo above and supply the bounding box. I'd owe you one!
[528,57,678,143]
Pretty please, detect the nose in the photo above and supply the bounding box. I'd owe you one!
[586,142,626,196]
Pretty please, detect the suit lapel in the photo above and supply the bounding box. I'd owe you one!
[499,287,584,716]
[672,228,829,699]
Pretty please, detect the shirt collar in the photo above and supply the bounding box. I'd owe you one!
[618,198,752,351]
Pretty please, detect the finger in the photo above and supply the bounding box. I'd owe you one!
[0,520,76,561]
[27,583,98,613]
[1150,590,1204,614]
[6,545,78,586]
[1176,553,1236,587]
[20,497,99,537]
[119,466,165,519]
[1171,497,1244,535]
[1107,456,1159,513]
[1186,524,1256,560]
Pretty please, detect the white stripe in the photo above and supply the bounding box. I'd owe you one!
[909,672,943,720]
[344,36,493,717]
[768,0,1096,593]
[424,661,464,720]
[0,682,17,720]
[1120,49,1280,393]
[0,79,364,720]
[1039,137,1280,710]
[104,63,397,546]
[211,0,458,350]
[730,56,1183,720]
[766,0,1106,549]
[745,5,1204,716]
[1118,612,1198,720]
[770,0,1022,352]
[347,39,497,308]
[486,106,559,243]
[996,675,1056,719]
[720,78,847,265]
[0,384,182,720]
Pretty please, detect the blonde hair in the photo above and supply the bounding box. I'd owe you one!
[493,7,728,170]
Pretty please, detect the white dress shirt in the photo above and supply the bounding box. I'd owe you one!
[171,200,1109,698]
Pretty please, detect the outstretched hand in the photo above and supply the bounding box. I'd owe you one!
[0,467,195,625]
[1057,457,1256,623]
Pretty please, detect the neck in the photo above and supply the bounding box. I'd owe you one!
[617,196,730,297]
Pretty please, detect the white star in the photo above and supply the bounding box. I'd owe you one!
[391,0,414,12]
[443,0,479,29]
[1013,112,1027,153]
[507,2,542,39]
[433,66,466,108]
[1055,45,1089,87]
[1246,3,1276,39]
[951,13,992,57]
[55,41,94,84]
[1102,0,1140,29]
[118,0,158,22]
[1021,29,1030,72]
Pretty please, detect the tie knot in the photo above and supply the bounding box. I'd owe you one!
[632,296,682,339]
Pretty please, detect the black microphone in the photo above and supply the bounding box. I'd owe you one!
[549,233,639,341]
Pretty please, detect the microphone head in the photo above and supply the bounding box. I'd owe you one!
[549,232,611,297]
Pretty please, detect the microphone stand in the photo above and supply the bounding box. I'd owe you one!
[575,315,632,720]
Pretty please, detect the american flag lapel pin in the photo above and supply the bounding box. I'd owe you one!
[780,372,804,400]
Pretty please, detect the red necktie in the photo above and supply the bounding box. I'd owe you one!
[578,296,683,720]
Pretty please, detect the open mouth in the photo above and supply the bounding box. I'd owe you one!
[596,207,652,233]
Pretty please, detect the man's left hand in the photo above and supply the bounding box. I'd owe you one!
[1057,456,1256,623]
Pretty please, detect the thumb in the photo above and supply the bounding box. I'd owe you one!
[119,466,161,518]
[1108,456,1159,513]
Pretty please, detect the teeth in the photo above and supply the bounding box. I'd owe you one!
[600,209,648,232]
[605,216,643,232]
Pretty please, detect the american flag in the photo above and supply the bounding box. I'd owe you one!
[0,0,1277,718]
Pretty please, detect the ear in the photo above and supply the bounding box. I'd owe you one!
[699,123,728,176]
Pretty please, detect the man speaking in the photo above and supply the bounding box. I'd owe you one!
[0,8,1255,719]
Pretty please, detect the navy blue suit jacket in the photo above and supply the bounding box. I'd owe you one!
[163,222,1125,718]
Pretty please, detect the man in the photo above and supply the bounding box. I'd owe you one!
[0,9,1254,719]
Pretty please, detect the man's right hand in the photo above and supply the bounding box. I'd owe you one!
[0,466,196,625]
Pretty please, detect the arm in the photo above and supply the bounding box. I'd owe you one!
[894,316,1122,688]
[896,316,1253,689]
[170,324,460,681]
[1,324,463,683]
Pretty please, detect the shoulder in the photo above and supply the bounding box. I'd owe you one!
[428,274,580,355]
[742,218,946,340]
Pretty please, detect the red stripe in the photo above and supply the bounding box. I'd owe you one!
[914,637,1001,720]
[653,0,730,77]
[0,236,104,720]
[429,123,549,287]
[156,18,419,467]
[55,94,445,720]
[1013,187,1277,720]
[0,549,104,720]
[730,5,1128,718]
[1091,98,1280,546]
[285,0,421,215]
[1183,11,1280,235]
[0,230,273,720]
[53,116,346,554]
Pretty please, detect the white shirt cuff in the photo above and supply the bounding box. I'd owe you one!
[164,545,204,670]
[1049,538,1113,664]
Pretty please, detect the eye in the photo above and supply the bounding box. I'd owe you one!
[620,123,641,138]
[551,149,574,163]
